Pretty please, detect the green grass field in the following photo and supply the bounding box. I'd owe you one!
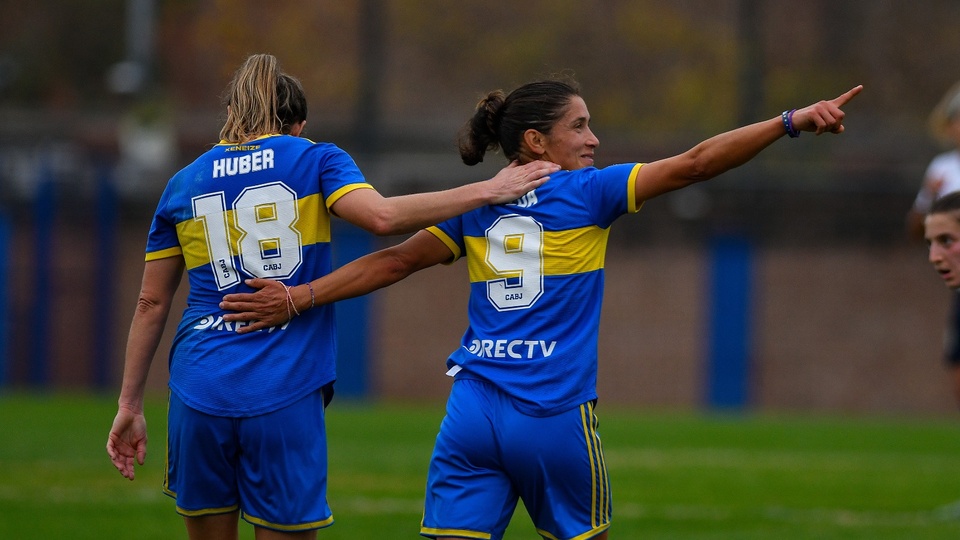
[2,392,960,539]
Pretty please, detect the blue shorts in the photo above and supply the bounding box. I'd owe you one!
[164,388,334,532]
[420,378,611,540]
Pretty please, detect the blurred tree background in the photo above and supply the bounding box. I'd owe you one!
[2,0,957,243]
[1,1,956,210]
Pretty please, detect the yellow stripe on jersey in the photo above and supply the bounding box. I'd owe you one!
[627,162,644,214]
[296,193,330,246]
[145,245,183,262]
[172,192,332,271]
[464,225,610,283]
[326,183,375,210]
[426,225,462,262]
[176,218,213,270]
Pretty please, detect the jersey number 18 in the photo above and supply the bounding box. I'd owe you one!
[192,182,303,290]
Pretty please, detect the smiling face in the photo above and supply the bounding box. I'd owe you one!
[926,212,960,289]
[536,96,599,171]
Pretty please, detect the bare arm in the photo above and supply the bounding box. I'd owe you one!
[106,256,184,480]
[634,85,863,205]
[220,230,453,334]
[332,160,558,235]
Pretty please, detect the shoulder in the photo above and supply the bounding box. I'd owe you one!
[571,163,642,187]
[596,162,643,175]
[168,146,220,183]
[299,139,357,163]
[930,150,960,166]
[928,151,960,178]
[258,137,359,170]
[294,137,345,153]
[253,134,343,154]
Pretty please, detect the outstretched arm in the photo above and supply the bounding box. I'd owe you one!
[634,85,863,204]
[107,255,183,481]
[220,230,453,334]
[332,160,558,236]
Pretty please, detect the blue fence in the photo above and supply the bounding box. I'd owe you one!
[29,176,55,387]
[0,212,8,388]
[705,234,754,410]
[331,221,374,399]
[94,167,117,389]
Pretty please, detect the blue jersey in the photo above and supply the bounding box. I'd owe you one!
[145,134,373,417]
[427,163,643,416]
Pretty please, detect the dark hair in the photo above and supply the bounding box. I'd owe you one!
[276,73,307,132]
[220,54,307,142]
[930,191,960,218]
[457,79,581,165]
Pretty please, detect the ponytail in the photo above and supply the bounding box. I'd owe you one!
[220,54,307,143]
[457,90,506,165]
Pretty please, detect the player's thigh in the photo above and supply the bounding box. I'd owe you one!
[503,400,612,539]
[166,392,241,514]
[238,388,333,531]
[254,526,317,540]
[183,511,239,540]
[422,379,518,538]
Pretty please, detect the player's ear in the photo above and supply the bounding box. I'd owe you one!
[523,129,546,156]
[289,121,307,137]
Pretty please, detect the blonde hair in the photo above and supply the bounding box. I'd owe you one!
[219,54,307,143]
[928,81,960,146]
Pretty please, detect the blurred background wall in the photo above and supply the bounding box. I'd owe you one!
[0,0,956,415]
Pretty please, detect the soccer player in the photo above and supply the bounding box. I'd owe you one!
[220,78,861,539]
[923,191,960,404]
[104,54,556,540]
[907,83,960,405]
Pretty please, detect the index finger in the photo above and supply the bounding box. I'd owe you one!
[832,84,863,107]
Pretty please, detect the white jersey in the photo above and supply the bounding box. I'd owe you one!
[914,150,960,212]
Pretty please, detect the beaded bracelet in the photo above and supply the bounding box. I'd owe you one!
[781,109,800,138]
[307,282,315,309]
